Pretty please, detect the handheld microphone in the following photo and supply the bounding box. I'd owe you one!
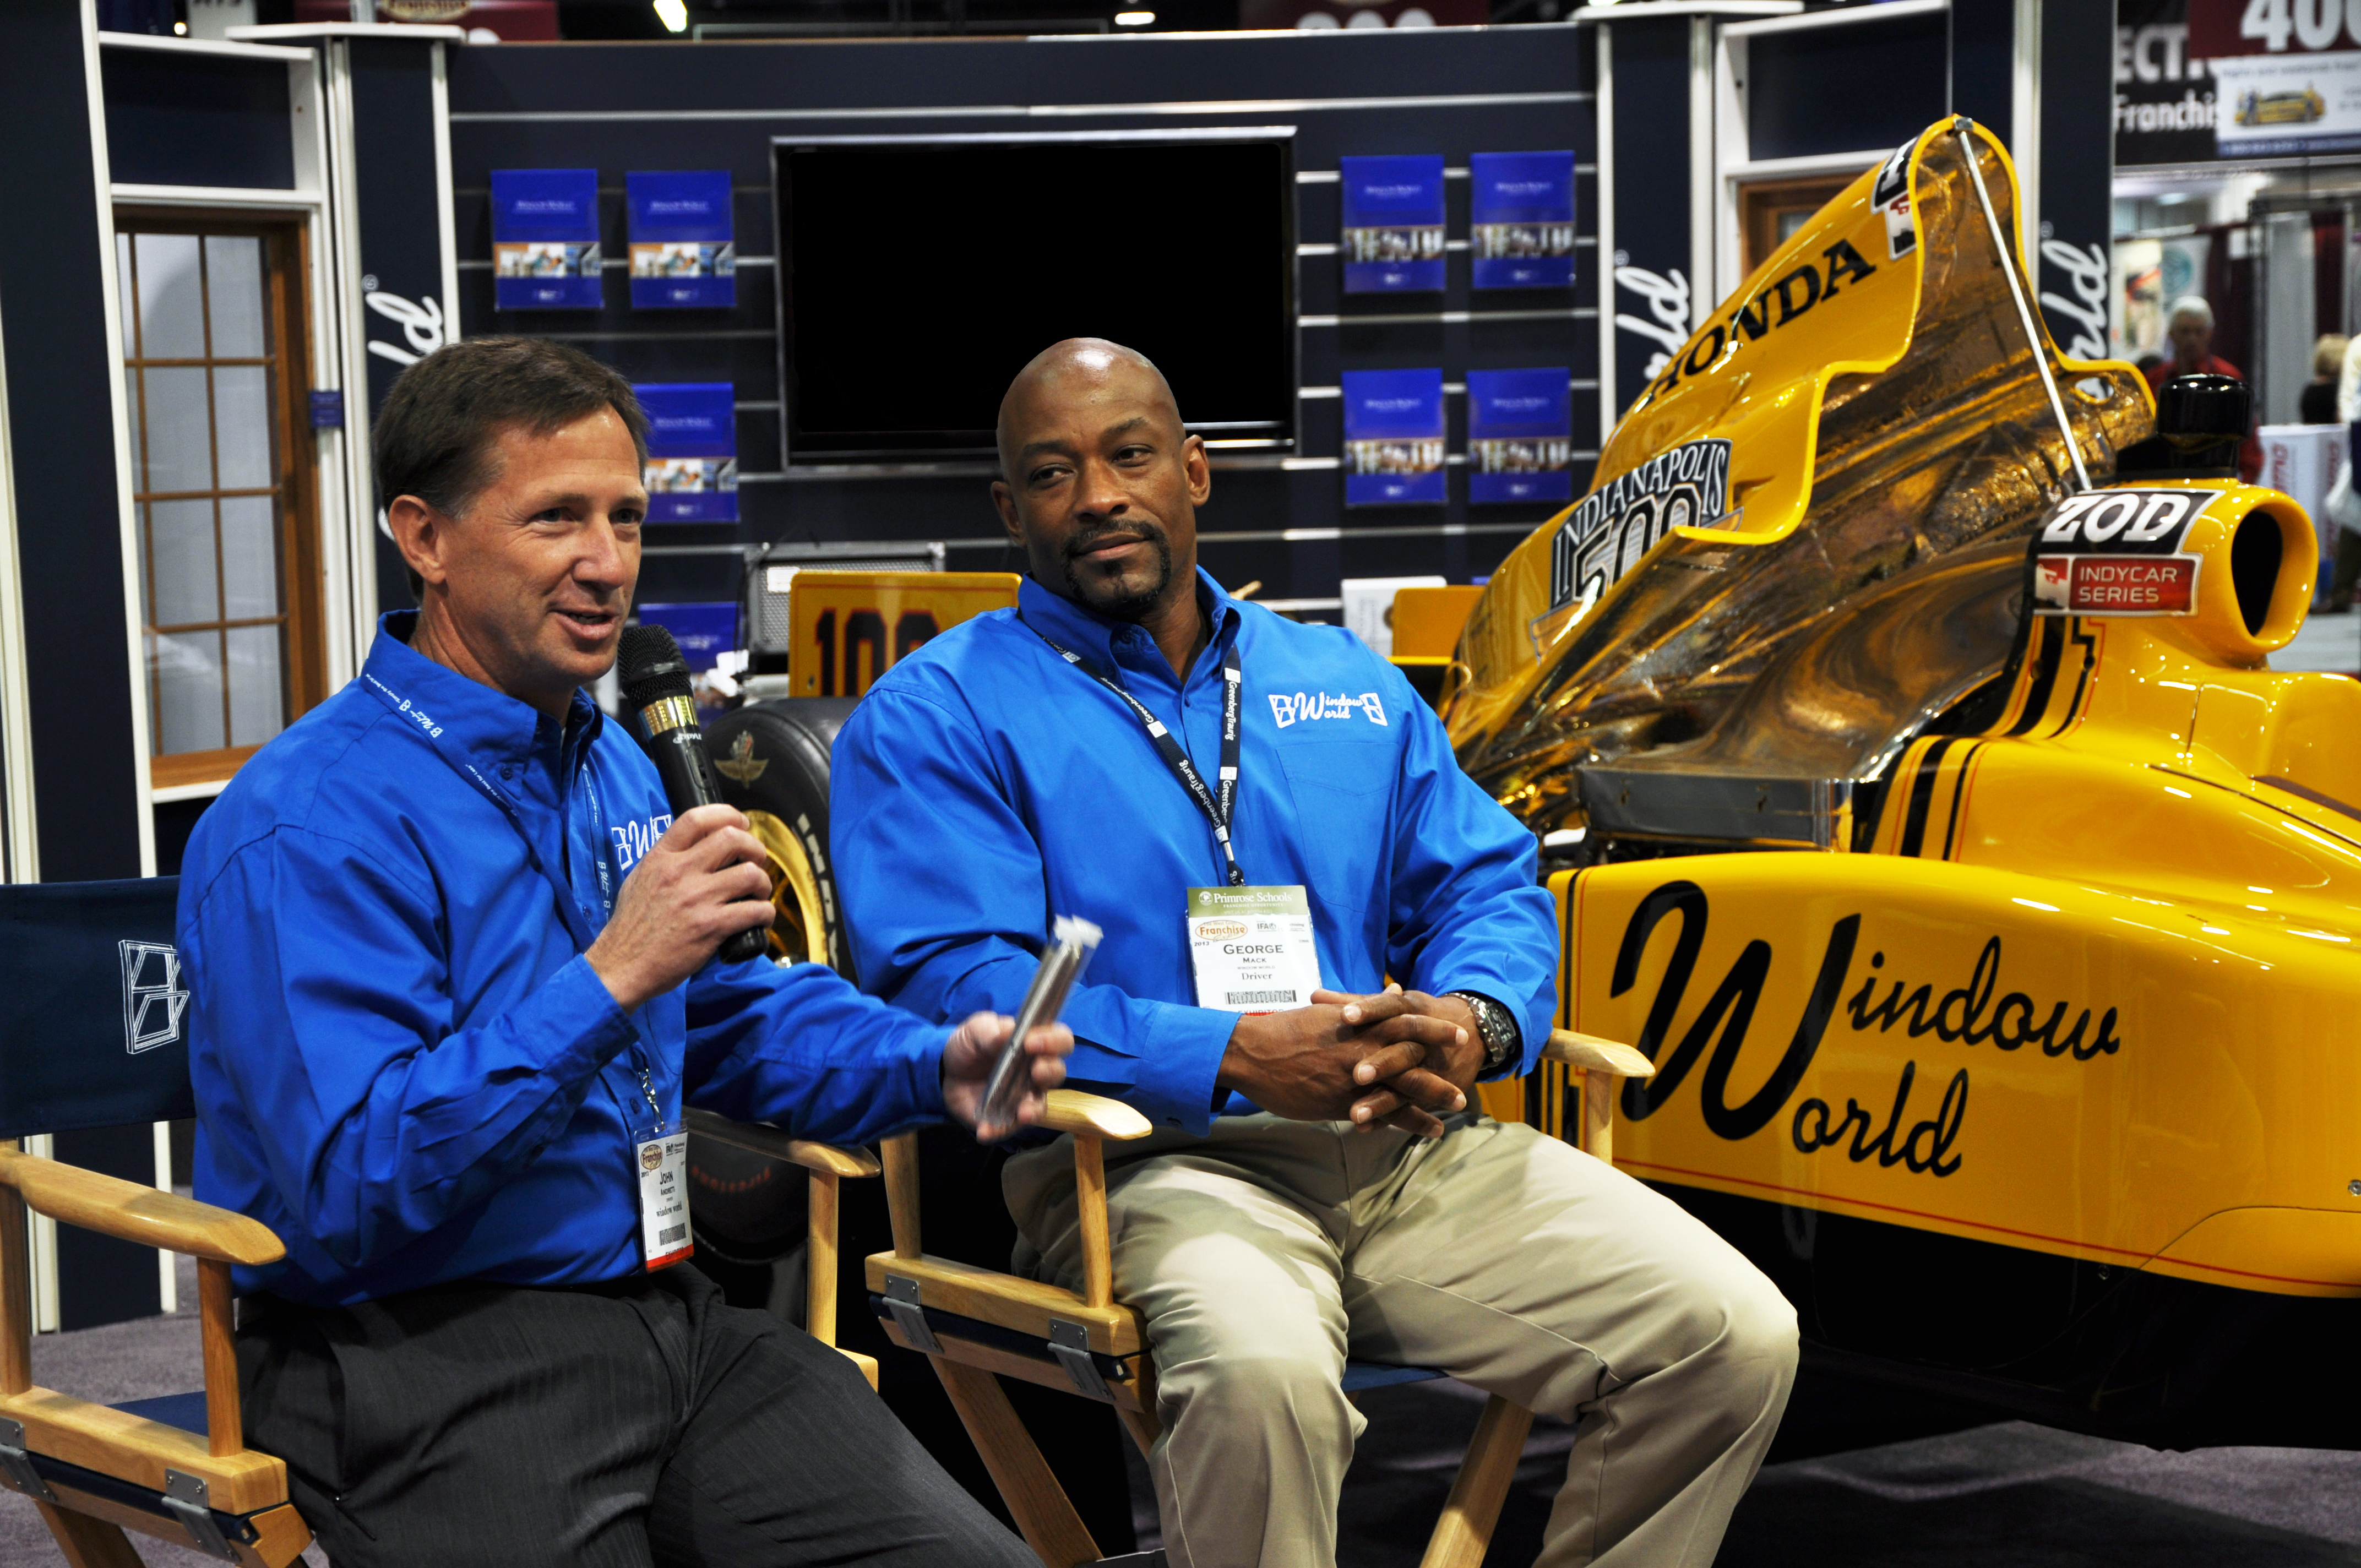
[616,623,771,967]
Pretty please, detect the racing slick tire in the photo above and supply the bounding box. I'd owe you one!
[681,699,856,1269]
[690,698,1137,1549]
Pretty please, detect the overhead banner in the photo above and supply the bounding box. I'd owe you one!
[1341,368,1445,507]
[2124,0,2361,164]
[2213,51,2361,155]
[637,382,738,522]
[1340,155,1445,294]
[628,170,735,310]
[2116,0,2217,166]
[1467,368,1573,505]
[1470,151,1575,291]
[492,168,601,311]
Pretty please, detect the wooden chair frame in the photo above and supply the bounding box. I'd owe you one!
[684,1108,882,1387]
[0,1115,877,1567]
[864,1031,1655,1568]
[0,1137,305,1568]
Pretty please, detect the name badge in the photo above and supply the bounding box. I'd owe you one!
[1187,885,1322,1014]
[637,1125,693,1271]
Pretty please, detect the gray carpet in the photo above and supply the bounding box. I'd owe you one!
[8,1278,2360,1566]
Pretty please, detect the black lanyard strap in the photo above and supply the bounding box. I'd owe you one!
[1025,618,1247,888]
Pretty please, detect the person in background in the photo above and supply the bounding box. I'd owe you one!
[2302,334,2348,426]
[2145,296,2261,482]
[2329,334,2361,612]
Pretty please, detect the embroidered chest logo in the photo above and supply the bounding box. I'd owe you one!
[611,814,676,873]
[1268,692,1389,729]
[119,940,189,1055]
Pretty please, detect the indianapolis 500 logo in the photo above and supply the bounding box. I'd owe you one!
[1548,438,1732,611]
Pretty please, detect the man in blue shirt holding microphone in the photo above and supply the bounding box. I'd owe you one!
[179,339,1062,1567]
[831,340,1797,1568]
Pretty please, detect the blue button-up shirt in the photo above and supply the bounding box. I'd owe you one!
[831,571,1555,1137]
[181,614,949,1306]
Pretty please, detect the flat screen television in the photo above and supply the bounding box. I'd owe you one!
[773,129,1297,465]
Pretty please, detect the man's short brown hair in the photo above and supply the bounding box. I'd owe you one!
[374,337,649,598]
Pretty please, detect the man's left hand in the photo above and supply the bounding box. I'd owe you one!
[941,1012,1073,1141]
[1312,985,1486,1139]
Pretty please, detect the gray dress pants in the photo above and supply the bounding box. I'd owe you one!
[236,1263,1035,1568]
[1007,1113,1798,1568]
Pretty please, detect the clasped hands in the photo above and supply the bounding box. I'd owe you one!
[1217,984,1487,1139]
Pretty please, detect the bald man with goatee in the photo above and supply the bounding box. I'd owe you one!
[830,339,1796,1568]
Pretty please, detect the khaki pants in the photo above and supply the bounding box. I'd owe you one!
[1005,1114,1796,1568]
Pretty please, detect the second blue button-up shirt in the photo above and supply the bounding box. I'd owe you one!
[830,571,1556,1136]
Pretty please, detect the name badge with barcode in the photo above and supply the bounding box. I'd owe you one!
[637,1128,693,1271]
[1187,885,1323,1014]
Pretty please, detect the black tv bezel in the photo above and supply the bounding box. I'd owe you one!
[772,127,1299,469]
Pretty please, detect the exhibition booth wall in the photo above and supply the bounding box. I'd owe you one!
[0,0,2110,1332]
[437,26,1601,615]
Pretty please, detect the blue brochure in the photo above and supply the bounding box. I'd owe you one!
[1466,368,1573,505]
[635,382,738,522]
[492,169,601,311]
[628,171,735,310]
[1469,152,1576,291]
[1342,368,1446,507]
[1341,155,1446,294]
[634,603,738,672]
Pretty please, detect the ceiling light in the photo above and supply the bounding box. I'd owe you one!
[653,0,688,32]
[1116,10,1156,23]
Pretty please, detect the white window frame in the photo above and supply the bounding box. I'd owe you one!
[101,30,376,808]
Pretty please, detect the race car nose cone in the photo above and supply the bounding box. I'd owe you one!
[2156,372,2250,440]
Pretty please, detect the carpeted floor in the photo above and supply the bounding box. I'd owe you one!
[9,1276,2361,1567]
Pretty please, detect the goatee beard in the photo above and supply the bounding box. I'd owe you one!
[1062,524,1174,622]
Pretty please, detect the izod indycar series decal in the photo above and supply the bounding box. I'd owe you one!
[2031,487,2215,616]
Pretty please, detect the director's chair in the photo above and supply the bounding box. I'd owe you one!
[0,878,882,1567]
[865,1030,1656,1568]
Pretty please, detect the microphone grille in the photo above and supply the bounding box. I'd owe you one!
[617,623,696,711]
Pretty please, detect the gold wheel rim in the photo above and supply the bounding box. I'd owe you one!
[743,809,831,970]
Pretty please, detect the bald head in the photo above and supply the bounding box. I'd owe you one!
[996,339,1185,482]
[990,337,1211,639]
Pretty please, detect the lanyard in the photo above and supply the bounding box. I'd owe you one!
[1025,617,1246,888]
[362,669,665,1124]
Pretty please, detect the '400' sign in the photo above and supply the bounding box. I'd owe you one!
[1598,880,2121,1180]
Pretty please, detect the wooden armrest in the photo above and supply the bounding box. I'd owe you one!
[1035,1090,1152,1141]
[862,1250,1144,1356]
[0,1387,288,1513]
[684,1108,881,1178]
[1541,1030,1656,1079]
[0,1147,282,1266]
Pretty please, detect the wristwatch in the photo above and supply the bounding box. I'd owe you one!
[1446,991,1521,1077]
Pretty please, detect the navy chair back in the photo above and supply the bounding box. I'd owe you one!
[0,876,190,1141]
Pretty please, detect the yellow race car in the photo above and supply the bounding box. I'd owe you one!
[1445,117,2354,1447]
[2237,87,2327,127]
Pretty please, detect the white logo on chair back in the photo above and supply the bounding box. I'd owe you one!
[119,941,188,1055]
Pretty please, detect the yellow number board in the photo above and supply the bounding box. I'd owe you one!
[786,570,1021,698]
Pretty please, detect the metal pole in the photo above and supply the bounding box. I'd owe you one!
[1953,117,2092,493]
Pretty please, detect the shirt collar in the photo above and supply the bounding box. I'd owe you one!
[1015,567,1241,672]
[357,611,605,776]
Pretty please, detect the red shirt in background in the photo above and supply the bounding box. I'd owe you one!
[2144,353,2264,482]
